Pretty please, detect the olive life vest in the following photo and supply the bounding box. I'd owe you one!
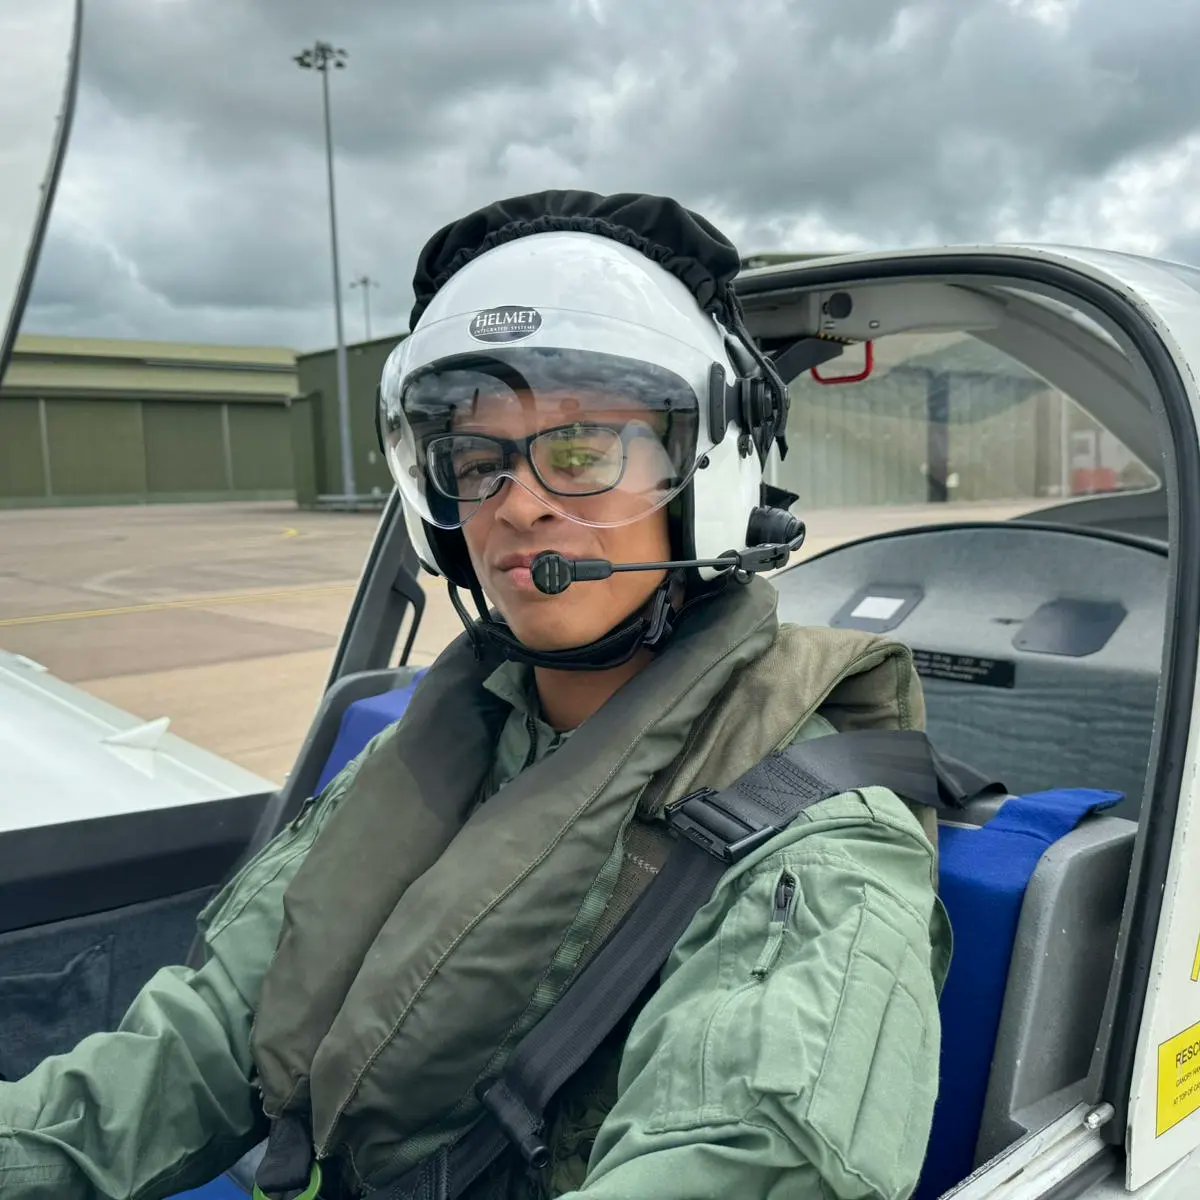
[250,577,929,1193]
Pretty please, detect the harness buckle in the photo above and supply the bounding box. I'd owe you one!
[665,788,777,863]
[479,1079,551,1171]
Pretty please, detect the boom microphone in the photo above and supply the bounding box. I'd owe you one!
[530,510,806,595]
[531,552,732,595]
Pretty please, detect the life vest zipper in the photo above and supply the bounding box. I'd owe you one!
[753,868,798,979]
[523,710,539,771]
[772,872,796,923]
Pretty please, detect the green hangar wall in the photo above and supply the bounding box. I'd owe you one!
[292,333,399,507]
[0,335,298,507]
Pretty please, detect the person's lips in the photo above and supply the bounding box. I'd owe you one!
[494,552,542,572]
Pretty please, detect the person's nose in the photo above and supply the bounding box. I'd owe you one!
[491,457,557,532]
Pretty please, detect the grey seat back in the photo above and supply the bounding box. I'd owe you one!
[975,812,1135,1161]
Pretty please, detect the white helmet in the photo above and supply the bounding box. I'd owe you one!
[378,191,800,667]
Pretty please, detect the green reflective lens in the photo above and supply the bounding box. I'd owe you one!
[533,425,623,493]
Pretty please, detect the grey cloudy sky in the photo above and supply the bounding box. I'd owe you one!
[20,0,1200,351]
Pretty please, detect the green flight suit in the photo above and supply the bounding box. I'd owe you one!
[0,657,949,1200]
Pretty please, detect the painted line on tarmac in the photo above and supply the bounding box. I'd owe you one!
[0,582,357,628]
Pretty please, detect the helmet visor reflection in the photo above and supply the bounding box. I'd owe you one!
[381,348,701,530]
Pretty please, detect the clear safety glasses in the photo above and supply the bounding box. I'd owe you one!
[380,346,705,530]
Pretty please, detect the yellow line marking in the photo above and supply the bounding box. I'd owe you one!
[1192,930,1200,983]
[282,528,300,538]
[0,582,356,628]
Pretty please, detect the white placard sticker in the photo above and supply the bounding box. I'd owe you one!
[851,595,906,621]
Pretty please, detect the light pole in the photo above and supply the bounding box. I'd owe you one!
[294,40,356,500]
[350,273,379,341]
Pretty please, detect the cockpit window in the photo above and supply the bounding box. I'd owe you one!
[770,322,1159,550]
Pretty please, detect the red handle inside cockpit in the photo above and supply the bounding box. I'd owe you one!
[811,341,874,385]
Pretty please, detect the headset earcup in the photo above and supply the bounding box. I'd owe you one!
[425,524,478,589]
[400,496,480,589]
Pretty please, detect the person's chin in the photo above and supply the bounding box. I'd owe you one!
[504,612,605,653]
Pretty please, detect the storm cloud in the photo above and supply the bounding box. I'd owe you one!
[21,0,1200,350]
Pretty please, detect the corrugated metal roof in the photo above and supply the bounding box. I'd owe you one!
[12,332,296,367]
[2,333,298,402]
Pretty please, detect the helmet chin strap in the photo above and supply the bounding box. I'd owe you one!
[447,570,699,672]
[440,502,804,672]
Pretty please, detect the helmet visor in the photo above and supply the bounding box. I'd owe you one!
[380,346,703,530]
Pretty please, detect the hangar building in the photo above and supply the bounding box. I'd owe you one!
[0,334,298,507]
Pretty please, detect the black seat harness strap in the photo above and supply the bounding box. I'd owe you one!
[362,728,983,1200]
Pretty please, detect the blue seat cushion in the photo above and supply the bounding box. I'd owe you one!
[916,787,1123,1200]
[314,672,427,794]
